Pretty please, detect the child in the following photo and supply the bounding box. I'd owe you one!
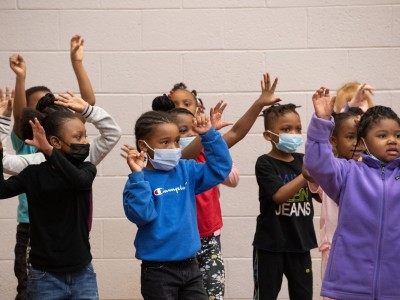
[156,73,280,299]
[9,35,96,299]
[0,110,98,299]
[334,81,375,113]
[305,88,400,300]
[305,108,363,296]
[253,103,317,300]
[122,110,232,299]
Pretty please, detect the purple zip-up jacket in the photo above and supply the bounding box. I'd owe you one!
[304,114,400,300]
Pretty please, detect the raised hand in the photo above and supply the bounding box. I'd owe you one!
[121,144,145,172]
[0,87,14,117]
[193,115,211,136]
[348,83,375,112]
[70,35,85,63]
[9,54,26,78]
[25,118,53,156]
[210,100,233,130]
[257,72,281,106]
[55,92,87,113]
[312,87,336,120]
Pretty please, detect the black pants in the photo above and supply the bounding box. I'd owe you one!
[14,223,30,300]
[253,248,313,300]
[141,258,207,300]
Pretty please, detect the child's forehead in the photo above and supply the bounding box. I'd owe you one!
[275,111,301,124]
[171,89,196,101]
[336,117,358,133]
[175,113,193,125]
[369,118,400,131]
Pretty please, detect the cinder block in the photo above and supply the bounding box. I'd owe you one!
[224,258,253,299]
[267,0,400,7]
[393,7,400,46]
[0,260,16,299]
[348,49,400,90]
[221,217,256,258]
[100,0,181,9]
[0,0,15,9]
[94,95,143,135]
[0,196,18,219]
[308,6,392,48]
[184,0,265,8]
[0,11,59,50]
[59,11,141,51]
[92,177,128,218]
[18,0,99,9]
[101,136,136,176]
[224,8,307,49]
[143,10,223,50]
[220,176,259,217]
[93,258,142,299]
[89,219,103,259]
[265,50,348,92]
[0,220,18,260]
[103,219,137,258]
[101,53,182,93]
[228,134,267,176]
[183,52,265,93]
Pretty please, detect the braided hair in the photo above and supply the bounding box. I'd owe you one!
[260,103,300,131]
[134,111,175,151]
[332,107,364,136]
[152,94,175,112]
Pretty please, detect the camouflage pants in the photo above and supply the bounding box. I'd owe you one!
[14,223,30,300]
[196,235,225,300]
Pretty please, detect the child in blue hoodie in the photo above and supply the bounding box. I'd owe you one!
[122,110,232,299]
[305,87,400,300]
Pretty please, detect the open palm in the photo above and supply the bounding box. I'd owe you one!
[312,87,335,120]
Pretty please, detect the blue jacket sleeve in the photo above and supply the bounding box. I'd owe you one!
[123,171,158,227]
[193,128,233,195]
[304,114,350,203]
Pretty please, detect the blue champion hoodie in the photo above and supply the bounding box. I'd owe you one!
[123,128,232,261]
[305,114,400,300]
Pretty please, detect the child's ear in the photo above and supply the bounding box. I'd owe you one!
[137,140,148,153]
[330,136,337,148]
[263,131,272,141]
[49,136,62,149]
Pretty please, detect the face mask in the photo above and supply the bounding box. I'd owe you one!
[179,136,196,149]
[58,137,90,165]
[361,138,384,164]
[142,141,181,171]
[267,131,303,153]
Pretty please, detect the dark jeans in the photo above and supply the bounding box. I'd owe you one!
[253,248,313,300]
[14,223,30,300]
[141,258,207,300]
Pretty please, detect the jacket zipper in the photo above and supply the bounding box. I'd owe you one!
[373,165,386,299]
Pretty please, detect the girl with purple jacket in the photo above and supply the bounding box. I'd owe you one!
[305,87,400,300]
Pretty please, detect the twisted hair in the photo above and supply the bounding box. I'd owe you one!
[152,94,175,112]
[356,106,400,148]
[260,103,300,130]
[135,111,175,150]
[332,107,364,136]
[21,109,78,141]
[36,93,69,114]
[171,82,205,112]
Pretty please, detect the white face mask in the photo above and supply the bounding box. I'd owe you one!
[179,136,196,149]
[142,141,182,171]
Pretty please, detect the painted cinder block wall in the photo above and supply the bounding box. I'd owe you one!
[1,0,400,299]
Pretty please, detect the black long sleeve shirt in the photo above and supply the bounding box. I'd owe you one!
[0,149,96,272]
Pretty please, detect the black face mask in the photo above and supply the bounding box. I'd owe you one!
[65,143,90,165]
[57,137,90,165]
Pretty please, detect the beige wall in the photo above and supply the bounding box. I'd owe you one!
[1,0,400,299]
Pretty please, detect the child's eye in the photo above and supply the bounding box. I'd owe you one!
[282,128,290,133]
[397,134,400,139]
[179,128,187,134]
[378,135,386,138]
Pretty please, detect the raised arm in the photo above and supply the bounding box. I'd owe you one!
[9,54,27,138]
[223,72,281,148]
[55,93,122,166]
[70,35,95,105]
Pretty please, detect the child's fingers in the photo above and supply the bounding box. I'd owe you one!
[11,89,15,100]
[5,87,10,100]
[270,77,278,92]
[57,93,70,100]
[67,91,75,97]
[266,73,271,90]
[0,88,3,101]
[120,153,128,160]
[324,88,330,97]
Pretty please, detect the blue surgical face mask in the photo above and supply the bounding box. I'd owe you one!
[362,138,384,164]
[179,136,196,149]
[142,141,181,171]
[267,131,303,153]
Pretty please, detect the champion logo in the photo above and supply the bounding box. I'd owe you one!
[153,183,187,196]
